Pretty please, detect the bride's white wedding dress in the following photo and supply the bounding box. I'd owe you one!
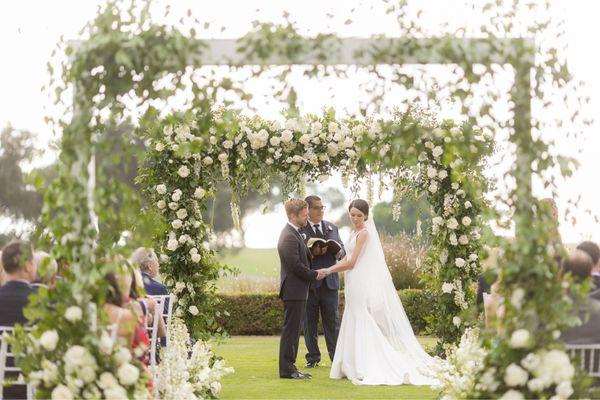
[329,218,438,386]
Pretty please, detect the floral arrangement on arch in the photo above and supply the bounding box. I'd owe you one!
[138,107,493,346]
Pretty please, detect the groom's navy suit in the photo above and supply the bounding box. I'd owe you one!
[303,220,345,364]
[277,223,319,377]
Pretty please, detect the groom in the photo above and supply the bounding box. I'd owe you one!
[302,195,345,368]
[278,198,326,379]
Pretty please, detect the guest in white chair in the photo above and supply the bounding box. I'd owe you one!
[129,247,168,296]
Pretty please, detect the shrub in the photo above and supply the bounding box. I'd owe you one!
[216,289,435,336]
[380,233,428,289]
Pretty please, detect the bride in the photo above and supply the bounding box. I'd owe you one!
[322,199,438,386]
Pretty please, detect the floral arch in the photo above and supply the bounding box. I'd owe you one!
[138,106,493,350]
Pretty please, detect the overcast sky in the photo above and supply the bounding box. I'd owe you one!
[1,0,598,247]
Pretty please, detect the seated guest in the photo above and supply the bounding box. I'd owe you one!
[0,240,37,326]
[129,268,166,341]
[576,241,600,291]
[560,250,600,344]
[130,247,168,296]
[104,271,138,345]
[31,251,58,289]
[0,241,37,400]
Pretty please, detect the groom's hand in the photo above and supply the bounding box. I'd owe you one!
[316,269,327,280]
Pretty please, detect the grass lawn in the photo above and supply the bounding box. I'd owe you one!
[213,336,439,399]
[217,248,279,278]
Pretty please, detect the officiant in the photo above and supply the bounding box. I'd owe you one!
[301,195,345,368]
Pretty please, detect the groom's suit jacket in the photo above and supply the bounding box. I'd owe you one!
[277,224,319,301]
[303,220,345,290]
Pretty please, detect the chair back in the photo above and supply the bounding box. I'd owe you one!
[146,295,175,368]
[0,326,34,400]
[566,344,600,377]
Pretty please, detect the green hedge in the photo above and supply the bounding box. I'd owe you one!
[216,289,435,336]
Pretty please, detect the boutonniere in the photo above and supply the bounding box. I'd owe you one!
[326,225,333,232]
[301,232,307,240]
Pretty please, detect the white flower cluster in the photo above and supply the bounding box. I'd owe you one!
[155,317,234,400]
[493,348,575,399]
[433,328,488,400]
[30,326,149,399]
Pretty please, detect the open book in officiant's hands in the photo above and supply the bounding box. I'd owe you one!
[307,237,343,259]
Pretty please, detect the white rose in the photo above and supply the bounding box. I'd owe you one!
[281,130,293,143]
[328,122,339,133]
[432,216,444,226]
[40,330,59,351]
[469,253,478,261]
[418,153,427,162]
[64,306,82,322]
[172,189,182,202]
[464,201,472,209]
[509,329,531,348]
[449,233,458,246]
[428,183,438,193]
[114,347,132,366]
[432,146,443,157]
[177,165,190,178]
[191,253,201,263]
[211,381,222,396]
[500,390,524,400]
[176,209,188,220]
[452,316,461,327]
[203,156,213,165]
[269,136,281,146]
[189,247,198,255]
[167,239,179,251]
[223,140,233,149]
[536,350,573,383]
[98,372,118,390]
[155,142,165,152]
[462,216,472,226]
[157,200,166,209]
[438,170,448,179]
[521,353,540,371]
[63,345,87,367]
[425,141,434,149]
[299,134,311,145]
[168,201,179,210]
[171,219,183,230]
[527,378,546,392]
[432,127,444,137]
[458,235,469,245]
[218,153,228,162]
[447,218,459,230]
[99,331,114,355]
[556,381,573,399]
[80,366,96,383]
[441,282,454,293]
[104,385,127,399]
[457,189,466,197]
[156,184,167,194]
[504,363,529,387]
[51,384,73,400]
[451,183,459,190]
[511,288,526,309]
[427,166,437,178]
[117,363,139,386]
[194,187,206,199]
[189,305,199,316]
[455,258,466,268]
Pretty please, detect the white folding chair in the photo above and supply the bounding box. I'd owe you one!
[566,344,600,377]
[0,326,34,400]
[149,294,175,346]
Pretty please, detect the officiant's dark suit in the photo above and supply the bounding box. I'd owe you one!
[302,196,346,367]
[277,200,319,379]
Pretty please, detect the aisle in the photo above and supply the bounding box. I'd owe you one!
[213,336,439,399]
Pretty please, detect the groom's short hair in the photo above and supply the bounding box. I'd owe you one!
[304,195,321,208]
[285,198,307,217]
[562,250,593,282]
[577,241,600,266]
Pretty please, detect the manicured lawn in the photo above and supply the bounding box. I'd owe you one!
[217,248,279,278]
[213,336,439,399]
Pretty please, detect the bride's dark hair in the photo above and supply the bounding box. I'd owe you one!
[348,199,370,220]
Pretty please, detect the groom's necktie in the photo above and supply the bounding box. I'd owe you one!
[314,223,324,238]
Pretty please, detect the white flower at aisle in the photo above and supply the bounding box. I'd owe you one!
[155,317,234,399]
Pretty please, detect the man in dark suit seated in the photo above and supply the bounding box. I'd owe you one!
[0,240,37,400]
[577,241,600,293]
[476,273,491,307]
[0,240,37,325]
[129,247,168,296]
[560,250,600,345]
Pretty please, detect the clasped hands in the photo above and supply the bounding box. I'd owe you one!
[316,267,333,280]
